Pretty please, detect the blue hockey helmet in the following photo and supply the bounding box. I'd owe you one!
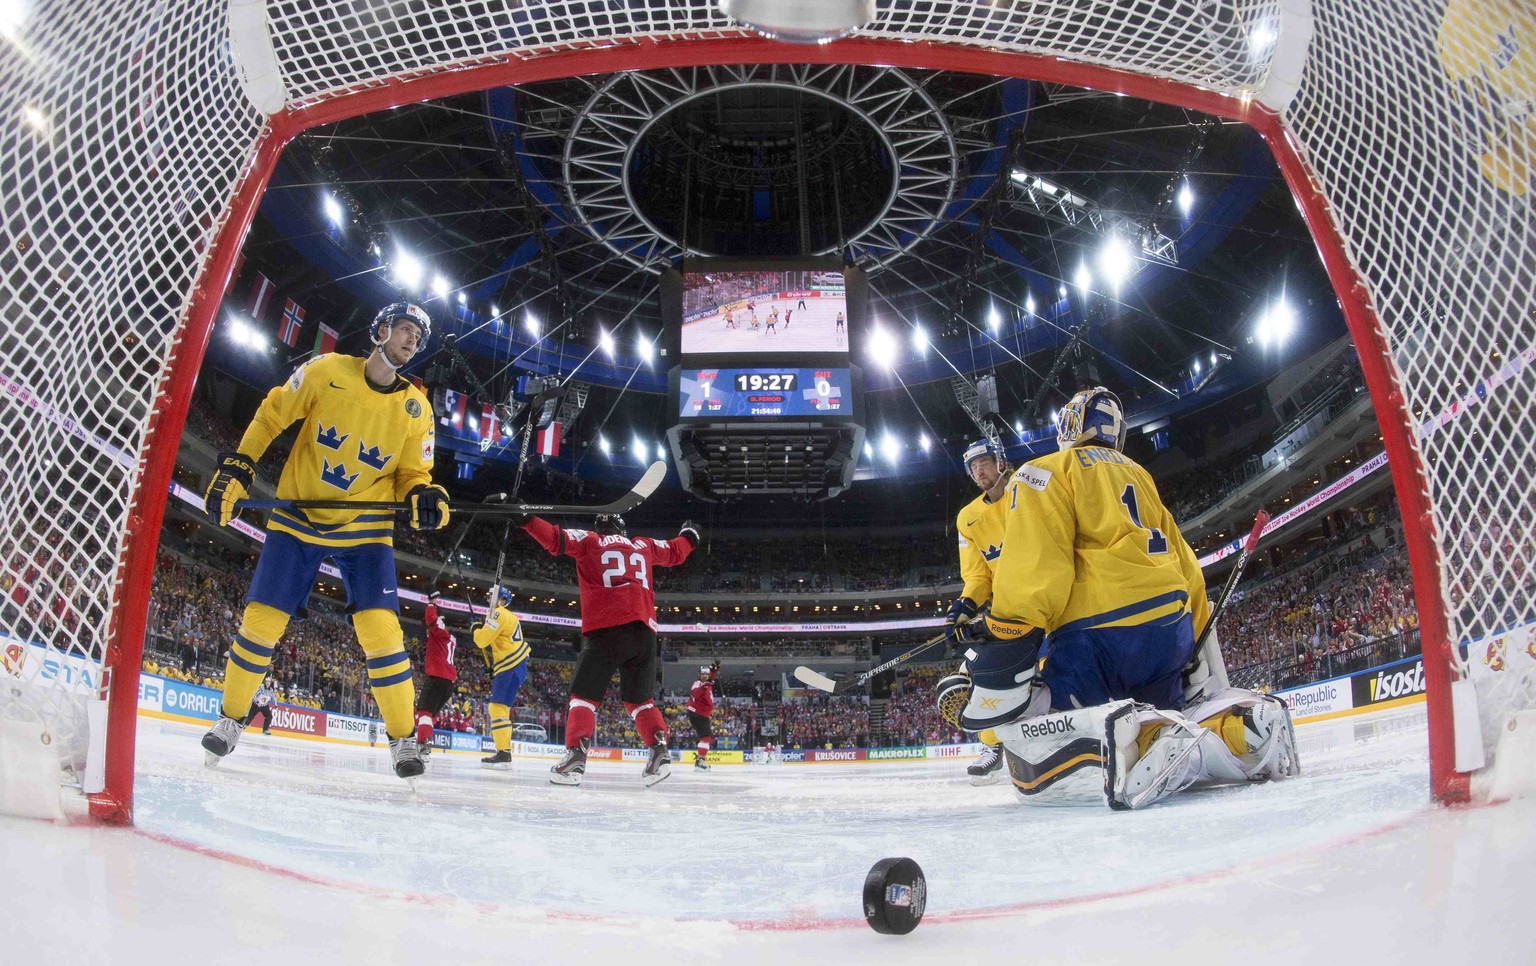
[494,585,513,607]
[1056,387,1126,452]
[371,301,432,349]
[962,437,1007,482]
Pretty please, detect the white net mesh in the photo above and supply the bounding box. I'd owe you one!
[0,0,1528,812]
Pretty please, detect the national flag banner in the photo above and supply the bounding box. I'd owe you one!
[249,272,275,320]
[409,375,424,391]
[278,299,305,348]
[443,389,468,429]
[480,403,498,442]
[537,421,561,457]
[313,322,338,355]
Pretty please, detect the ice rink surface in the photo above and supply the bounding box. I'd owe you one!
[681,298,847,355]
[4,704,1530,965]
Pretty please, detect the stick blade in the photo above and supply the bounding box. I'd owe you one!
[630,460,667,500]
[792,666,837,692]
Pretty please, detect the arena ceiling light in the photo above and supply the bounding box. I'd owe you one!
[919,433,930,453]
[655,442,667,462]
[390,249,423,291]
[322,193,343,228]
[636,334,655,364]
[987,305,1001,332]
[524,312,540,337]
[1074,262,1094,295]
[1025,293,1037,316]
[430,274,450,299]
[716,0,876,45]
[631,434,647,465]
[1255,296,1298,348]
[1096,235,1135,293]
[867,324,899,370]
[226,314,268,353]
[599,329,616,357]
[912,324,929,355]
[879,433,900,464]
[597,433,610,455]
[1178,182,1195,216]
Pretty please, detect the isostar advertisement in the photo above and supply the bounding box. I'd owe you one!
[1352,657,1428,707]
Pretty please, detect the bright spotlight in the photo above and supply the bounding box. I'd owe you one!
[1177,182,1194,216]
[867,325,898,370]
[323,194,343,227]
[1025,293,1036,316]
[1193,358,1202,375]
[919,433,930,453]
[597,433,611,455]
[1255,298,1296,348]
[863,442,873,458]
[1013,420,1024,435]
[1075,262,1093,295]
[655,442,667,462]
[431,275,450,299]
[631,434,647,465]
[988,305,1001,332]
[912,324,929,354]
[525,312,540,337]
[391,249,424,291]
[1097,236,1134,292]
[637,334,655,363]
[1058,285,1068,299]
[879,433,900,464]
[600,329,616,356]
[22,106,50,136]
[1210,350,1218,367]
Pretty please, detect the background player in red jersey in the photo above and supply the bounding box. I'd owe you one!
[686,660,720,770]
[414,591,458,758]
[514,512,699,786]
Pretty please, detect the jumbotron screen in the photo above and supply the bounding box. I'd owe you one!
[679,268,848,356]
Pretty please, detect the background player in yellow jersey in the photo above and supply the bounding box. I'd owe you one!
[940,387,1297,808]
[943,437,1012,785]
[199,301,451,780]
[474,585,531,768]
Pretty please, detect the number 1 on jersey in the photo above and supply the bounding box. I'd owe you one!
[1120,484,1169,555]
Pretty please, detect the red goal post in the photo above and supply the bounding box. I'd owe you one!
[0,1,1527,822]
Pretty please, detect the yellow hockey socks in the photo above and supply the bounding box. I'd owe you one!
[353,608,416,740]
[489,702,512,752]
[219,602,288,719]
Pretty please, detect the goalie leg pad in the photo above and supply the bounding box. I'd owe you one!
[992,700,1139,807]
[1114,707,1242,809]
[1186,688,1300,780]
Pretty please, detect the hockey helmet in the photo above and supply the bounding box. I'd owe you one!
[371,300,432,351]
[961,437,1007,483]
[427,590,442,602]
[594,513,627,537]
[494,586,513,607]
[699,664,713,680]
[1056,387,1126,452]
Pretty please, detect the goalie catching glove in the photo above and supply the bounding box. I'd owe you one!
[406,483,451,530]
[204,452,256,526]
[679,519,701,548]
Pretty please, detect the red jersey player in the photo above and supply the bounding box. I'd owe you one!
[414,591,459,758]
[686,660,720,770]
[515,512,698,786]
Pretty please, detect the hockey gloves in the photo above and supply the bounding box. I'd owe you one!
[406,483,451,530]
[953,602,1041,650]
[204,452,256,527]
[942,597,980,653]
[679,519,701,547]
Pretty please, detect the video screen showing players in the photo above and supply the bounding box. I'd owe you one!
[680,269,848,356]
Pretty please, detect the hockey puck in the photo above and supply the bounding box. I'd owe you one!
[863,857,926,934]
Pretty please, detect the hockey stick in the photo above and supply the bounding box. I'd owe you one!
[1193,508,1270,654]
[236,461,666,516]
[794,630,949,695]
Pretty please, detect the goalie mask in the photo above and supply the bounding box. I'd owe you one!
[594,514,627,537]
[1056,387,1125,452]
[371,301,432,369]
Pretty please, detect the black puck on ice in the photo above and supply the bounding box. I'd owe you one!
[863,857,926,934]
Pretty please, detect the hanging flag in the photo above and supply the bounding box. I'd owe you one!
[313,322,338,355]
[480,403,498,443]
[278,299,305,348]
[443,389,468,429]
[409,375,424,391]
[537,421,561,457]
[248,272,275,320]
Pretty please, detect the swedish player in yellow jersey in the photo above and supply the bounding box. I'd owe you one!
[944,437,1012,784]
[199,301,451,780]
[474,586,531,768]
[940,388,1297,808]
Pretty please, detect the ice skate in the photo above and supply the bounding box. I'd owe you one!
[550,739,589,786]
[1241,698,1300,779]
[481,749,512,768]
[201,715,245,767]
[694,757,710,771]
[967,743,1005,785]
[642,741,671,787]
[390,736,425,779]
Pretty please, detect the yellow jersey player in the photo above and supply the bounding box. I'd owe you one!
[473,586,531,768]
[944,437,1011,785]
[939,387,1298,808]
[199,301,450,780]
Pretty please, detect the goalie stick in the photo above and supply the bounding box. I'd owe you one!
[1194,508,1270,654]
[236,460,666,516]
[794,629,949,695]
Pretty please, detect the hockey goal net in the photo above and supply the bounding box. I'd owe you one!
[0,0,1528,820]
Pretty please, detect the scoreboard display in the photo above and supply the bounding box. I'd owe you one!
[676,366,856,418]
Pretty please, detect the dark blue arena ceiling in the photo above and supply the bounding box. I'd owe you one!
[205,66,1345,522]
